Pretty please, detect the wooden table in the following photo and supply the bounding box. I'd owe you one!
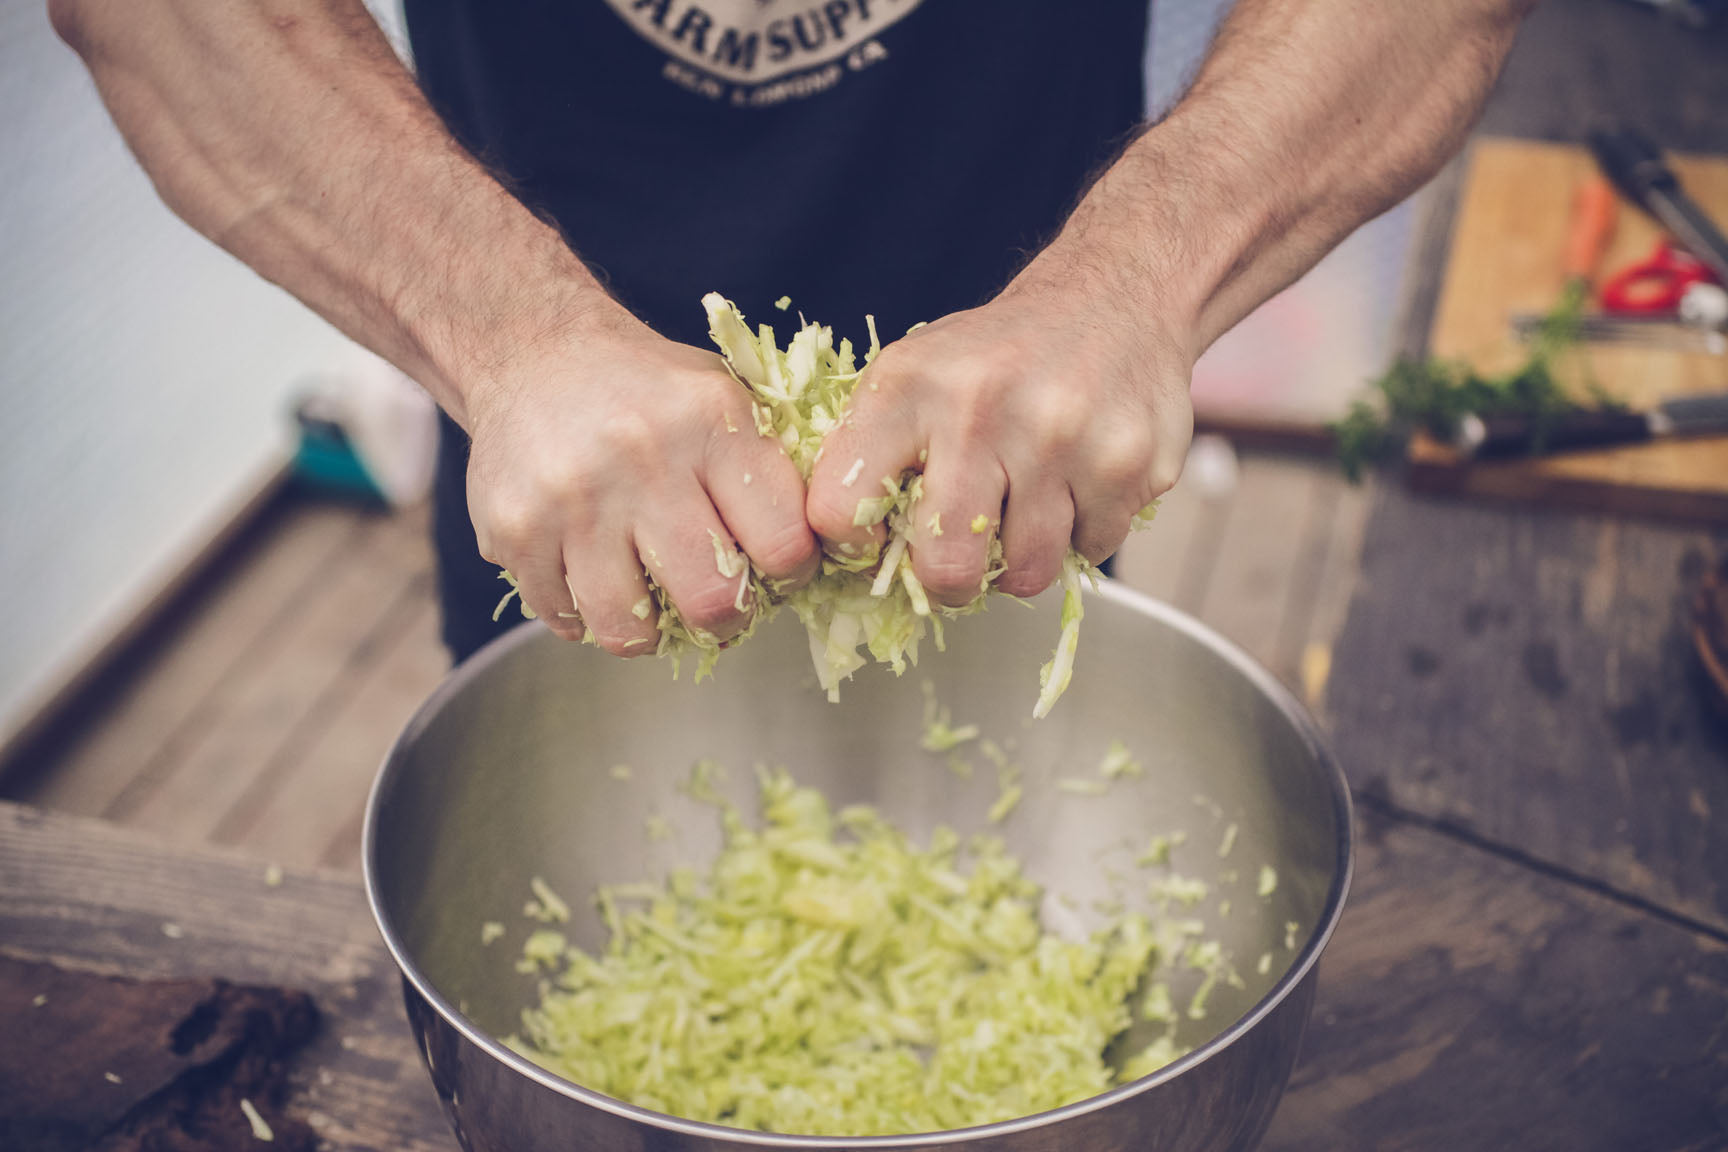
[1279,499,1728,1152]
[0,803,452,1152]
[5,771,1725,1152]
[1264,4,1728,1148]
[5,3,1728,1150]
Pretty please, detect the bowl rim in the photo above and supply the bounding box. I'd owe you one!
[362,579,1354,1147]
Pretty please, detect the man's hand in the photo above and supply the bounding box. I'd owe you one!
[48,0,822,650]
[806,274,1192,606]
[465,310,818,654]
[815,0,1531,601]
[53,0,1531,637]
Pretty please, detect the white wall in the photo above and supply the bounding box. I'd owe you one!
[0,1,402,747]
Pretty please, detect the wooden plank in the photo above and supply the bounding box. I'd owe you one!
[1110,471,1214,606]
[221,588,447,870]
[1265,805,1728,1152]
[10,500,368,818]
[105,504,435,847]
[1290,476,1375,718]
[1414,138,1728,522]
[0,455,294,772]
[1167,465,1237,620]
[7,796,1726,1152]
[1190,453,1327,682]
[319,799,372,872]
[0,803,452,1151]
[1190,414,1337,455]
[1407,431,1728,526]
[1324,482,1728,934]
[1320,0,1728,937]
[1263,469,1345,687]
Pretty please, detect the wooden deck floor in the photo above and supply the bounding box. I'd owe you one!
[2,447,1371,873]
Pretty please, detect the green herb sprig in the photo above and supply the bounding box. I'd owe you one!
[1332,286,1618,480]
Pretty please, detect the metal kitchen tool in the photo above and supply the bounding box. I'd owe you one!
[1589,125,1728,285]
[1509,295,1728,355]
[1458,388,1728,458]
[364,583,1352,1152]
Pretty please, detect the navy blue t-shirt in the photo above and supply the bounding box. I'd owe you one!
[411,1,1150,659]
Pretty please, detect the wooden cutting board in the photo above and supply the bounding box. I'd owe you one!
[1407,137,1728,523]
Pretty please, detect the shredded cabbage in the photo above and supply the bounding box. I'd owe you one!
[918,681,980,753]
[239,1098,274,1142]
[1099,739,1142,780]
[496,295,1160,718]
[506,766,1212,1136]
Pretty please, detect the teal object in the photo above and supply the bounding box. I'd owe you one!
[292,407,387,504]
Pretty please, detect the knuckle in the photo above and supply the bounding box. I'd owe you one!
[1093,428,1155,492]
[545,618,589,643]
[533,454,590,502]
[915,550,985,603]
[807,484,871,542]
[749,519,818,579]
[597,408,658,461]
[574,591,659,656]
[674,580,749,637]
[1073,520,1127,567]
[1149,452,1185,498]
[479,500,541,559]
[1151,412,1195,496]
[530,454,606,524]
[520,414,655,514]
[998,556,1059,599]
[594,627,657,659]
[1028,390,1088,452]
[864,342,916,388]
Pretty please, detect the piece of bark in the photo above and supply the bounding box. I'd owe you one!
[0,955,319,1152]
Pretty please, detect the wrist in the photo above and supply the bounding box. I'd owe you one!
[1009,117,1272,362]
[402,208,635,431]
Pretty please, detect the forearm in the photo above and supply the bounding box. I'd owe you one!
[1019,0,1532,357]
[49,0,619,428]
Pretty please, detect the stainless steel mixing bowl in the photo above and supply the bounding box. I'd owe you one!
[364,580,1351,1152]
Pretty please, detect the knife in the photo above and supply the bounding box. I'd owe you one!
[1457,391,1728,459]
[1588,125,1728,285]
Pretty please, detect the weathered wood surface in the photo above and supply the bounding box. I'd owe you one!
[9,501,370,818]
[1264,805,1728,1152]
[1325,490,1728,934]
[1112,450,1372,699]
[5,497,449,874]
[107,505,435,845]
[1475,0,1728,157]
[7,798,1726,1151]
[1324,0,1728,936]
[210,582,444,870]
[0,803,453,1152]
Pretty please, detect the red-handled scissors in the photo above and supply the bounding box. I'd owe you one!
[1600,238,1722,314]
